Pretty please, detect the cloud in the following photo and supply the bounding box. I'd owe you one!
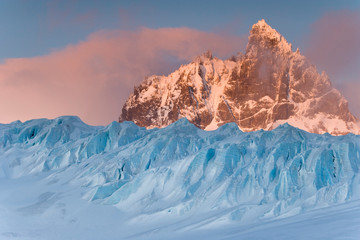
[305,10,360,118]
[305,10,360,79]
[339,75,360,118]
[0,27,244,125]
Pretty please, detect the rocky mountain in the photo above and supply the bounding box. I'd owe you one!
[119,19,359,135]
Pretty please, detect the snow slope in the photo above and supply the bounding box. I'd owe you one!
[1,116,360,239]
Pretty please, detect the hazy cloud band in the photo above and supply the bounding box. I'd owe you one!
[0,27,244,125]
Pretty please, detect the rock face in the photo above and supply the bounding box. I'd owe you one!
[119,19,359,135]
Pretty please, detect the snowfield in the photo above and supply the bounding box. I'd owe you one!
[0,116,360,239]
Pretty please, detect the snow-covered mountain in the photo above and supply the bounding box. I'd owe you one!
[120,20,359,135]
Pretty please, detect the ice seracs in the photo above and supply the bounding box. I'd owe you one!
[119,20,359,135]
[1,117,360,218]
[1,116,360,238]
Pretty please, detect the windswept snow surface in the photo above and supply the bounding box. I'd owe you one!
[1,116,360,239]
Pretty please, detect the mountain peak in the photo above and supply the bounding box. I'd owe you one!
[250,19,279,38]
[252,19,271,29]
[119,20,359,135]
[248,19,292,54]
[193,50,214,64]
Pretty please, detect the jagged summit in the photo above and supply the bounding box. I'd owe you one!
[251,19,282,39]
[119,20,359,135]
[192,50,215,64]
[251,19,280,40]
[248,19,292,55]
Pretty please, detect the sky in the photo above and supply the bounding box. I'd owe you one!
[0,0,359,125]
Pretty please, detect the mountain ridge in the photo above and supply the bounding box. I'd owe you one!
[119,19,359,135]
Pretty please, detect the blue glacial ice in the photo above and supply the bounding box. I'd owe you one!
[0,116,360,222]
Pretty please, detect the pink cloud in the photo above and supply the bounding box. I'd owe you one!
[305,10,360,118]
[305,10,360,80]
[0,27,244,125]
[335,71,360,118]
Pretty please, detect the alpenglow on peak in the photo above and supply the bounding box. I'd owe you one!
[248,19,292,55]
[119,20,359,135]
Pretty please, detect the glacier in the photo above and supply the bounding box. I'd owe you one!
[1,116,360,239]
